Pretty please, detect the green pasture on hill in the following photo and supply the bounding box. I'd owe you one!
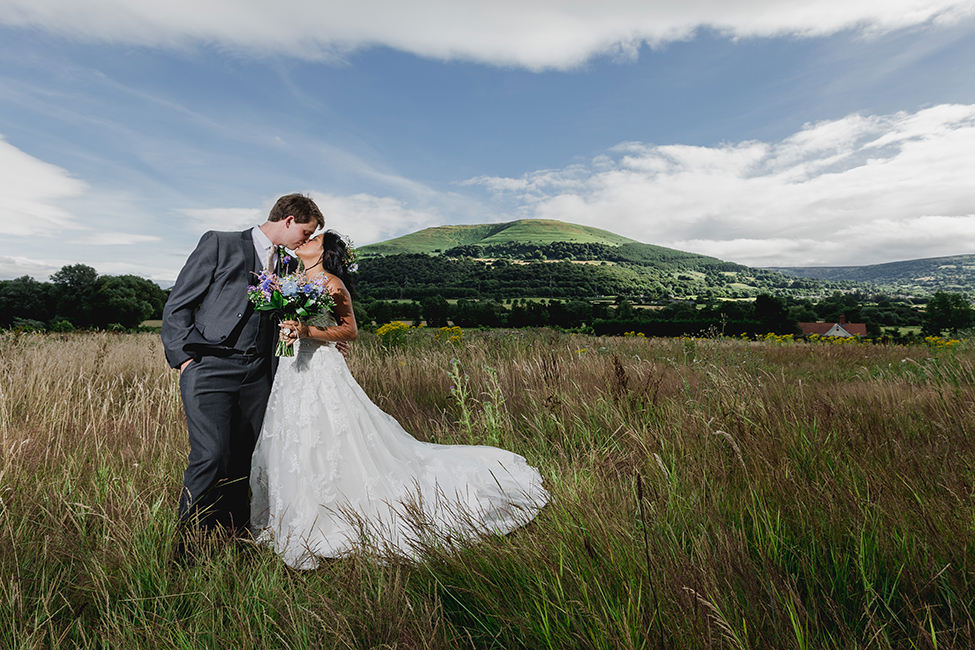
[359,218,642,257]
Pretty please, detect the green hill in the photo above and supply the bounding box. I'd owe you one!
[359,219,640,257]
[773,254,975,297]
[360,223,511,257]
[355,218,834,301]
[476,219,638,246]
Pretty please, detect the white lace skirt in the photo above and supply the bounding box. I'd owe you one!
[249,339,549,569]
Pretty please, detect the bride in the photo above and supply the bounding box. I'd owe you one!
[249,231,549,569]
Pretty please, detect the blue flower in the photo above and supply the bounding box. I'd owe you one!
[302,284,315,294]
[281,280,299,297]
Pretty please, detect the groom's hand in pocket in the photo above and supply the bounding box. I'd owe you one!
[180,359,193,374]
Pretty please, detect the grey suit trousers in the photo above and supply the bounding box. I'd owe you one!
[178,353,273,532]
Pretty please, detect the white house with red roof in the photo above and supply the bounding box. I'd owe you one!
[798,315,867,338]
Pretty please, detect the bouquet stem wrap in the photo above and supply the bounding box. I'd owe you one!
[275,338,295,358]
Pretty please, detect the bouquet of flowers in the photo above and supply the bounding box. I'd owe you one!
[247,267,336,357]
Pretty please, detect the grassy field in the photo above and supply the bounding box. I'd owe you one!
[1,330,973,648]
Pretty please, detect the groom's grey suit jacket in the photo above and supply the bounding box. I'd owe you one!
[162,229,264,369]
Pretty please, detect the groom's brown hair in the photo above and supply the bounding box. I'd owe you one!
[268,194,325,229]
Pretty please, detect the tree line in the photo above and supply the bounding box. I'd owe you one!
[356,291,972,338]
[0,264,167,331]
[2,261,971,340]
[355,253,844,302]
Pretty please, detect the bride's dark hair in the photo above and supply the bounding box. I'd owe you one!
[318,230,356,297]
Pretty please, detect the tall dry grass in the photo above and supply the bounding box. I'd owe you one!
[1,329,973,648]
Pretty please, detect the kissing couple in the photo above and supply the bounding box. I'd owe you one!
[161,194,548,569]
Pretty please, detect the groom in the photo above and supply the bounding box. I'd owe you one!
[162,193,325,538]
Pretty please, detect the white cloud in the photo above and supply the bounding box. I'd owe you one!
[0,135,87,235]
[178,208,264,232]
[177,192,445,248]
[86,261,175,286]
[0,255,65,281]
[465,104,975,266]
[0,1,971,69]
[75,233,162,246]
[309,192,444,245]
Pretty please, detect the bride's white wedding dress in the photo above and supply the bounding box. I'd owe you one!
[250,314,549,570]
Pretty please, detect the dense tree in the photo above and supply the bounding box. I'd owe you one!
[614,299,636,319]
[0,266,169,331]
[754,293,798,334]
[923,292,974,335]
[0,276,55,327]
[51,264,99,326]
[508,301,550,328]
[91,275,167,329]
[362,300,421,325]
[660,301,698,320]
[421,295,450,328]
[352,301,370,327]
[451,299,506,328]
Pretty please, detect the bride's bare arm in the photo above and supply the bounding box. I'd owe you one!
[282,274,358,343]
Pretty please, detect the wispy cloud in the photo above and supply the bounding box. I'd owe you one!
[466,104,975,266]
[0,135,87,235]
[74,233,161,246]
[0,255,65,281]
[1,1,971,70]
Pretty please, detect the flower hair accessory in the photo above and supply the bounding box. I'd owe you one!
[343,238,358,273]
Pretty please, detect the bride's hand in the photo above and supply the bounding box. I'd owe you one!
[280,320,306,344]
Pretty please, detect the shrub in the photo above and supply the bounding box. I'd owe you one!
[375,320,412,346]
[11,317,45,332]
[48,318,75,333]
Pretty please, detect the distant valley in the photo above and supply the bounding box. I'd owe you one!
[772,254,975,298]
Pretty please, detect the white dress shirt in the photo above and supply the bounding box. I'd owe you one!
[251,225,277,272]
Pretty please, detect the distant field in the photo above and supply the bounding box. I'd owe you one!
[889,325,923,335]
[2,330,972,648]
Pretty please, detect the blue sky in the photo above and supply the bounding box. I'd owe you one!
[0,1,973,284]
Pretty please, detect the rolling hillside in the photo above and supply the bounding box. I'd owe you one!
[773,253,975,296]
[356,219,834,301]
[359,219,640,256]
